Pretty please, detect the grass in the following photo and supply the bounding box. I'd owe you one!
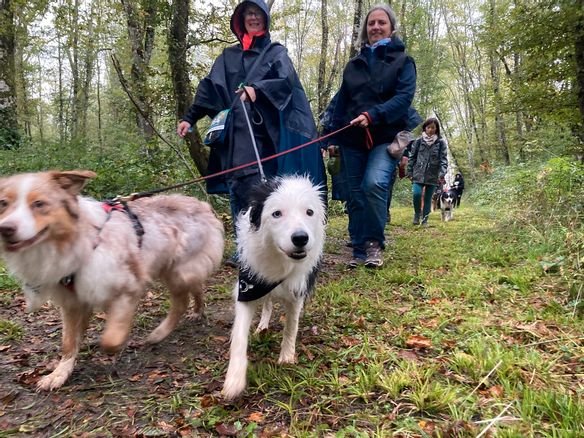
[227,204,583,436]
[0,167,582,436]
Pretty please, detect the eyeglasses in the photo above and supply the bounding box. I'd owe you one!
[244,10,262,18]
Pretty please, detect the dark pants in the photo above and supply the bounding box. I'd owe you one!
[455,189,463,207]
[227,101,277,233]
[341,143,398,259]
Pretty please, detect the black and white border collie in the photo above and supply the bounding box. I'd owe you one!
[440,189,456,222]
[222,176,326,400]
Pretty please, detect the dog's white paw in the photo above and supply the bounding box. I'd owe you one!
[222,376,247,400]
[35,357,76,391]
[145,328,169,345]
[277,351,297,364]
[36,370,70,391]
[254,323,269,334]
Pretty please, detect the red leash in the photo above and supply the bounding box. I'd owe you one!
[112,124,354,202]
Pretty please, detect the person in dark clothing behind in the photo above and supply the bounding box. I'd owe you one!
[177,0,326,266]
[452,173,465,207]
[321,4,417,269]
[407,117,448,226]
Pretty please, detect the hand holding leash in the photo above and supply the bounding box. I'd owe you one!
[351,114,369,128]
[237,85,256,102]
[177,121,192,138]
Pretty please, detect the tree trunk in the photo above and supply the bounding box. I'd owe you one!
[0,0,20,149]
[57,32,66,144]
[78,6,97,141]
[317,0,328,118]
[167,0,208,175]
[121,0,157,148]
[488,0,509,165]
[349,0,363,58]
[67,0,81,140]
[575,0,584,146]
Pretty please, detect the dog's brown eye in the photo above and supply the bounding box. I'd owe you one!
[272,210,282,218]
[306,209,314,216]
[32,200,46,209]
[0,199,7,211]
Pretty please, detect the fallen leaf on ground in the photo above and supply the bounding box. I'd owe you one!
[405,335,432,349]
[248,412,264,423]
[397,350,419,361]
[216,422,238,436]
[480,385,504,398]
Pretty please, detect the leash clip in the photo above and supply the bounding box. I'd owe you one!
[112,193,139,203]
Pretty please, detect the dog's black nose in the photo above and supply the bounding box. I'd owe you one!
[0,223,16,239]
[291,231,309,248]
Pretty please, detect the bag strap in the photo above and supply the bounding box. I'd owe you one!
[228,42,281,110]
[243,42,280,85]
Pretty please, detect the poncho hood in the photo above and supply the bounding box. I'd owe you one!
[230,0,271,43]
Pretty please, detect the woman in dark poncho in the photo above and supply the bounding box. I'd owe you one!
[177,0,326,265]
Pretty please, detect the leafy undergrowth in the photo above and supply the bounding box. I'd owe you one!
[0,205,582,437]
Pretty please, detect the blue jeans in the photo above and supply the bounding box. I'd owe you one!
[341,144,398,259]
[412,183,436,223]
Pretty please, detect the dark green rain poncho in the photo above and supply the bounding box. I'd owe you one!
[182,0,326,194]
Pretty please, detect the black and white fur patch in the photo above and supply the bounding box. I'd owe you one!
[440,190,456,222]
[223,175,327,400]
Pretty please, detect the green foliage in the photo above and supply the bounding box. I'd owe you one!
[0,265,19,292]
[0,109,21,150]
[0,319,23,342]
[0,138,208,201]
[467,156,583,226]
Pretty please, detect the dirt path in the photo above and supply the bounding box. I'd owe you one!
[0,249,348,437]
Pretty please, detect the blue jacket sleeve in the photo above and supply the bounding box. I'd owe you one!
[366,58,416,125]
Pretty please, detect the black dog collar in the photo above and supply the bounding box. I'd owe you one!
[238,266,283,302]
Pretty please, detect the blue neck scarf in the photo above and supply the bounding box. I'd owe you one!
[365,37,392,51]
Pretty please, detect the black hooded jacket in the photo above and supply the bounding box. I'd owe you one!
[182,0,325,194]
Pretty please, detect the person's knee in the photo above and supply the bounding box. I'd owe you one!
[362,175,386,194]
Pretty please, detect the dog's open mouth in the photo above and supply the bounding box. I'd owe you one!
[289,250,307,260]
[4,227,49,252]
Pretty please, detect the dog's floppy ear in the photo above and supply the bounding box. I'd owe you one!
[249,202,264,230]
[51,170,97,195]
[248,179,281,230]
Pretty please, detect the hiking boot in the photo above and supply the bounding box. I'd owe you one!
[347,257,365,268]
[364,241,383,268]
[413,214,420,225]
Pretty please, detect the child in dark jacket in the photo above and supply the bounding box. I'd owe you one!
[406,117,448,226]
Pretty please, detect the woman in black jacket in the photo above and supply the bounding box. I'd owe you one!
[321,4,417,268]
[407,117,448,226]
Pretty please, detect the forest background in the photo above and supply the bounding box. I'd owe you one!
[0,0,583,195]
[0,1,583,435]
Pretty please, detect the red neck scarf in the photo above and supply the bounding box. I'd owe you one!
[242,31,266,51]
